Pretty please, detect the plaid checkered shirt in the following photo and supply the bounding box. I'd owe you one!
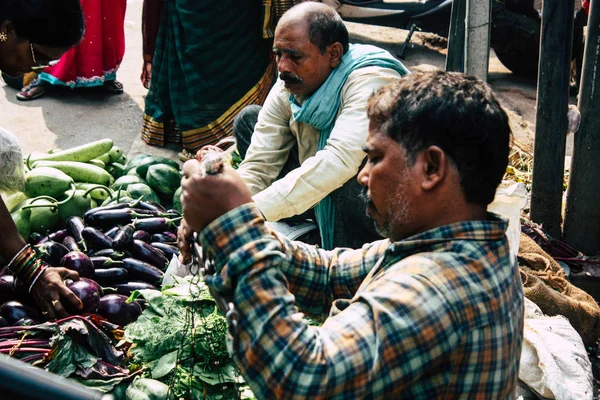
[200,203,524,399]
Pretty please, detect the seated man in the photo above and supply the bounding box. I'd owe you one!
[181,70,524,398]
[233,2,409,249]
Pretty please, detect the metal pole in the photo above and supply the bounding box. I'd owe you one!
[446,0,467,72]
[564,0,600,255]
[465,0,492,81]
[530,0,574,239]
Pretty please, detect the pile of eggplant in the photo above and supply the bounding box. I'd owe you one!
[0,199,181,328]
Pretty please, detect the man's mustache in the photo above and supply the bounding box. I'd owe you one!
[359,188,374,207]
[280,73,303,84]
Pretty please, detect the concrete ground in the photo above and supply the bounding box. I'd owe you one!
[0,0,571,161]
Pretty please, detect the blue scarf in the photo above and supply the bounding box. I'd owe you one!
[290,44,409,250]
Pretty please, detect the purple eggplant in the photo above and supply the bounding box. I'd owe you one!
[93,268,128,285]
[102,281,157,296]
[66,216,87,251]
[0,275,18,305]
[13,318,36,327]
[128,240,168,269]
[0,301,39,325]
[85,208,176,227]
[48,229,69,244]
[104,226,121,239]
[113,224,135,250]
[29,232,46,245]
[62,236,81,252]
[132,230,151,242]
[88,248,125,259]
[151,232,177,243]
[137,201,166,213]
[133,217,182,234]
[151,242,178,259]
[60,251,93,278]
[83,203,130,221]
[82,227,114,250]
[35,241,70,267]
[165,209,181,217]
[90,256,124,270]
[120,258,164,285]
[66,278,103,314]
[97,294,142,326]
[0,316,8,328]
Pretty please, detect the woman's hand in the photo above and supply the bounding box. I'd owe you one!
[30,267,82,321]
[141,60,152,89]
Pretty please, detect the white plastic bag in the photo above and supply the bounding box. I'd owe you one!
[162,255,192,287]
[518,298,593,400]
[488,180,528,260]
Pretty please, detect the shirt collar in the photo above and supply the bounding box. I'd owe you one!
[385,212,509,257]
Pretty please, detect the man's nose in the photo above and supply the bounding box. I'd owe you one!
[277,56,292,74]
[358,163,369,187]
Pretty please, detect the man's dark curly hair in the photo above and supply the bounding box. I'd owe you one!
[367,70,511,206]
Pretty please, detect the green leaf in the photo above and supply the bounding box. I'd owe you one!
[193,363,238,386]
[73,376,124,393]
[45,336,76,377]
[149,350,178,379]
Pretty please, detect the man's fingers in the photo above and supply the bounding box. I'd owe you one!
[183,159,202,178]
[59,268,80,281]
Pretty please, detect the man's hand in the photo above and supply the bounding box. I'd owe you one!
[181,160,253,233]
[177,218,194,264]
[30,267,83,321]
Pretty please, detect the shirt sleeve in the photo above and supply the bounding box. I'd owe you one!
[200,203,462,399]
[237,82,297,197]
[250,67,402,222]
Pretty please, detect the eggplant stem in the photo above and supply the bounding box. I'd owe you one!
[82,184,114,199]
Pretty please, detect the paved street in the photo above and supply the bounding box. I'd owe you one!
[0,0,569,160]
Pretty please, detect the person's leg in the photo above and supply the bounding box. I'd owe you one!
[233,104,262,159]
[16,78,48,101]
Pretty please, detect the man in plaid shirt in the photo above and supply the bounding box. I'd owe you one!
[181,70,524,399]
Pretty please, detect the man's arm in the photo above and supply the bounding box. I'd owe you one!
[201,203,387,317]
[252,67,401,222]
[200,204,461,399]
[237,81,297,196]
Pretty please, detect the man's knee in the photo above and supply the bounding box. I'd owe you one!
[233,105,262,159]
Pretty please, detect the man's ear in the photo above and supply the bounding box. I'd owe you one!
[328,42,343,68]
[420,146,447,191]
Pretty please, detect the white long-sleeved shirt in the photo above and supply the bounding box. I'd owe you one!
[238,65,402,221]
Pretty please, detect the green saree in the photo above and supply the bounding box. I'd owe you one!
[142,0,279,151]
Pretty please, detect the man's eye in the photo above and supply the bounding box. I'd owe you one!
[368,156,380,164]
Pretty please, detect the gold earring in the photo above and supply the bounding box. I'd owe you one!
[0,32,7,42]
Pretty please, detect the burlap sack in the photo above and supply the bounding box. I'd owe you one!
[518,233,600,346]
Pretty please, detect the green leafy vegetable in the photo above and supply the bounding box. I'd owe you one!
[123,278,255,399]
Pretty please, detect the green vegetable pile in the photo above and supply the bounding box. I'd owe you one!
[123,278,255,400]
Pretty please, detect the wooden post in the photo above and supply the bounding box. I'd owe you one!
[530,0,574,239]
[446,0,467,72]
[465,0,492,81]
[564,0,600,255]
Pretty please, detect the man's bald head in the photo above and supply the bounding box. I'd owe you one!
[278,1,349,54]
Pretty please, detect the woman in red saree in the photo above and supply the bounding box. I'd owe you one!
[16,0,126,100]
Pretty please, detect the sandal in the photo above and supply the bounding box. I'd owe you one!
[104,80,124,95]
[16,78,47,101]
[178,149,195,162]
